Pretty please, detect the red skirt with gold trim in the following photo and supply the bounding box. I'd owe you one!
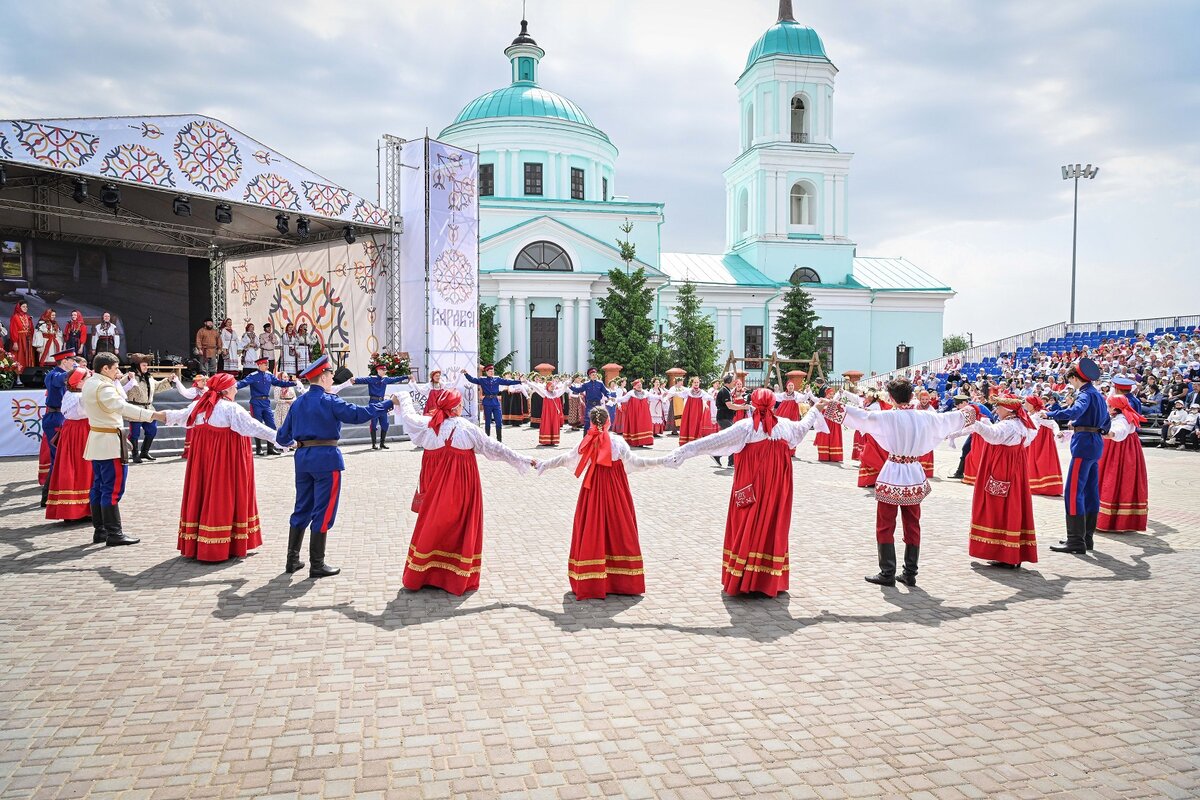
[857,435,887,488]
[1026,426,1063,495]
[814,423,843,462]
[721,438,793,596]
[403,446,484,595]
[678,396,708,444]
[568,460,645,599]
[962,433,985,485]
[968,443,1037,564]
[177,425,263,561]
[1097,436,1148,532]
[538,396,563,445]
[45,418,92,521]
[621,397,653,447]
[38,435,51,485]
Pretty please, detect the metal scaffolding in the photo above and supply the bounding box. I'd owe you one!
[378,134,407,350]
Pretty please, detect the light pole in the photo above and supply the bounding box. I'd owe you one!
[1061,163,1099,324]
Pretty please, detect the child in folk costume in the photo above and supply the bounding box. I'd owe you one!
[396,390,536,595]
[172,373,209,461]
[731,379,749,423]
[967,396,1039,569]
[45,368,93,524]
[813,387,845,462]
[1096,396,1149,532]
[614,379,654,447]
[538,406,666,599]
[161,373,280,562]
[647,378,669,437]
[666,377,714,444]
[525,375,569,446]
[915,390,937,478]
[664,389,828,597]
[856,393,892,488]
[818,378,976,587]
[1023,396,1064,496]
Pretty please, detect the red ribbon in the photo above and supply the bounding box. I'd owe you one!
[187,372,235,426]
[574,422,613,490]
[429,388,462,434]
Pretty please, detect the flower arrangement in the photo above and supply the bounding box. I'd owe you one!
[368,351,410,377]
[0,350,19,390]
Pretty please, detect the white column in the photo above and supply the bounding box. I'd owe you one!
[823,175,834,234]
[497,296,512,361]
[576,298,589,371]
[561,299,576,373]
[547,151,557,200]
[716,308,730,357]
[513,295,528,372]
[731,308,744,356]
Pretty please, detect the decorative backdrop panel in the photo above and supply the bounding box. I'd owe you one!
[0,390,45,457]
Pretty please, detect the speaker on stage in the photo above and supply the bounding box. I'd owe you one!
[332,366,353,385]
[18,368,46,389]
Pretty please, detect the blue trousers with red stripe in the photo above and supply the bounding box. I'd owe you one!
[1064,456,1100,516]
[290,470,342,532]
[90,459,128,508]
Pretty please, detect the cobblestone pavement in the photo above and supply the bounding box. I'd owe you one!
[1,425,1197,799]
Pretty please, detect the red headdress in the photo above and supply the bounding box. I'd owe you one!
[994,395,1035,429]
[188,372,236,426]
[1023,395,1045,413]
[429,388,462,434]
[750,387,778,435]
[38,309,56,324]
[67,368,89,391]
[574,420,613,490]
[1107,395,1146,427]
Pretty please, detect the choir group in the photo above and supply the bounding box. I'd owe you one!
[36,349,1151,600]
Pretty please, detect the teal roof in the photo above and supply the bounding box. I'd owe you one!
[745,21,829,69]
[450,84,606,138]
[659,253,778,287]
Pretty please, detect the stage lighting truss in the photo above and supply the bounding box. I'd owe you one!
[72,178,88,204]
[100,183,121,209]
[296,217,310,238]
[215,203,233,224]
[172,196,191,217]
[0,163,6,189]
[275,213,289,236]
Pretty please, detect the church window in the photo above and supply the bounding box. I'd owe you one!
[789,267,821,285]
[816,326,835,368]
[745,103,755,150]
[518,57,535,82]
[514,240,573,272]
[479,164,494,197]
[791,95,808,143]
[744,325,764,362]
[524,162,543,196]
[602,177,608,201]
[790,182,815,225]
[738,188,749,237]
[571,167,585,200]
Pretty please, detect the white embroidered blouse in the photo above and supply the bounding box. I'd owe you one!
[663,407,827,464]
[396,393,531,474]
[162,399,279,444]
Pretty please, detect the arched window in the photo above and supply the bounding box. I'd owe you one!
[790,267,821,285]
[738,189,749,237]
[790,181,815,225]
[514,241,572,271]
[791,95,807,143]
[744,103,755,150]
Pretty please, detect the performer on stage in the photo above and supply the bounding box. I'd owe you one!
[1047,358,1111,554]
[63,310,88,361]
[569,368,616,433]
[967,396,1039,569]
[463,365,523,441]
[813,387,845,463]
[614,379,654,447]
[525,375,569,446]
[45,367,93,525]
[275,355,393,578]
[217,317,239,373]
[663,388,827,596]
[538,406,664,599]
[294,322,315,375]
[237,357,294,456]
[352,359,409,449]
[8,300,35,374]
[395,389,536,595]
[34,309,62,366]
[172,373,208,461]
[257,322,280,373]
[1023,396,1064,496]
[163,372,280,562]
[818,379,976,587]
[91,311,119,358]
[38,349,76,500]
[81,352,167,546]
[278,322,300,375]
[121,354,172,463]
[665,377,713,445]
[1096,395,1148,533]
[239,324,259,376]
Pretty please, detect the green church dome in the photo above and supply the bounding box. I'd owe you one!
[745,20,829,69]
[451,84,604,136]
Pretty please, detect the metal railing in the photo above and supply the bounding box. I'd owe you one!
[790,132,809,143]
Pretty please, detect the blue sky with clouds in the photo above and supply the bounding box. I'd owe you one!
[2,0,1196,341]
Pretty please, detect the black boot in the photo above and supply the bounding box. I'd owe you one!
[103,505,140,547]
[379,431,389,450]
[131,440,142,463]
[898,545,919,586]
[1051,515,1087,553]
[40,479,50,508]
[1084,512,1097,551]
[266,443,281,456]
[91,502,106,544]
[308,530,340,579]
[949,453,966,479]
[865,543,897,586]
[255,439,264,456]
[140,437,156,461]
[285,525,307,573]
[496,425,503,443]
[370,429,378,450]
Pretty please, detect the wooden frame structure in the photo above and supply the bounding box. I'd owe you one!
[720,350,826,389]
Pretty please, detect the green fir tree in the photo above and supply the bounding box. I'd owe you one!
[667,280,720,381]
[591,265,663,379]
[773,283,821,360]
[477,302,515,372]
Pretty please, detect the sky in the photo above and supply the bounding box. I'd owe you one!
[2,0,1197,343]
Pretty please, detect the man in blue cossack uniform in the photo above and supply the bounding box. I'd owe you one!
[1047,358,1111,554]
[276,355,394,578]
[352,359,409,450]
[570,367,615,432]
[40,348,77,507]
[462,365,522,441]
[237,356,294,456]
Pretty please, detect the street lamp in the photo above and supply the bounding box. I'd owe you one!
[1061,163,1099,324]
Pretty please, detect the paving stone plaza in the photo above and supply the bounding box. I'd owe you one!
[1,427,1197,799]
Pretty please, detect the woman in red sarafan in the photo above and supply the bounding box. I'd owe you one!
[664,388,828,596]
[1096,395,1148,532]
[171,373,208,461]
[396,389,535,595]
[162,372,278,562]
[813,387,844,462]
[8,300,35,370]
[525,375,569,446]
[774,382,806,457]
[667,377,714,445]
[538,406,665,599]
[1023,396,1064,495]
[45,368,93,523]
[34,309,62,367]
[968,396,1039,568]
[614,378,654,447]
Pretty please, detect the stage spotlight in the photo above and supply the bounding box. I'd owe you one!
[275,213,289,236]
[215,203,233,224]
[343,225,356,245]
[100,183,121,209]
[72,178,88,203]
[296,217,310,238]
[172,196,191,217]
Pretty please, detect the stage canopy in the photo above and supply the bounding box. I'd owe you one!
[0,115,390,258]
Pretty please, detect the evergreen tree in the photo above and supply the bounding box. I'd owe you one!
[477,302,514,372]
[590,266,663,379]
[773,283,821,360]
[667,280,720,381]
[942,333,970,355]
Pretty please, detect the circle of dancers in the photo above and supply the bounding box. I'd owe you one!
[37,349,1151,599]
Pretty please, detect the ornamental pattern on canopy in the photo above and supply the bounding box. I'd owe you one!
[0,115,389,226]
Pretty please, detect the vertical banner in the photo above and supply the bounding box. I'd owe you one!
[399,138,480,415]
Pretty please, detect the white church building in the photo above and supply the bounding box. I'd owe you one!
[437,2,953,377]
